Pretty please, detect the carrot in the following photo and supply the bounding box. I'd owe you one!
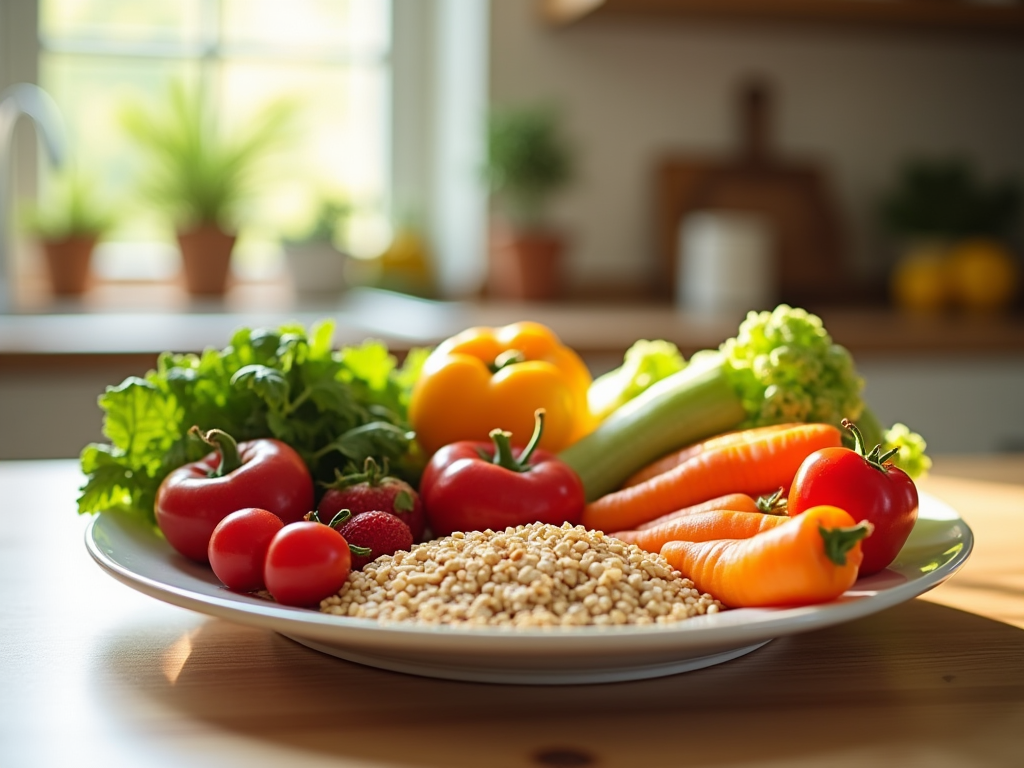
[661,505,871,608]
[624,423,802,488]
[613,509,790,553]
[634,493,761,530]
[581,422,842,534]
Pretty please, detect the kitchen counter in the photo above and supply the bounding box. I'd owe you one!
[3,288,1024,368]
[3,289,1023,459]
[1,454,1022,767]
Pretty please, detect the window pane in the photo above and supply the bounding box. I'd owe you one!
[41,0,205,49]
[220,60,387,225]
[39,53,201,239]
[221,0,389,57]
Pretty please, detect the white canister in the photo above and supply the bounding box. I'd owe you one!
[676,211,777,315]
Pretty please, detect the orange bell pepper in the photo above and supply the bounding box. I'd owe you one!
[408,321,595,456]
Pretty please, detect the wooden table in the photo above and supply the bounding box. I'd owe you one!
[2,456,1022,768]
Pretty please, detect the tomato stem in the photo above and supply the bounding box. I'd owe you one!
[190,426,242,477]
[488,409,546,473]
[756,487,787,515]
[841,419,898,473]
[819,521,874,566]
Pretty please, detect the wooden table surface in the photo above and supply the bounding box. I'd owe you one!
[2,456,1022,768]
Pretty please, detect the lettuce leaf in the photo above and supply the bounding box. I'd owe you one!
[77,319,426,524]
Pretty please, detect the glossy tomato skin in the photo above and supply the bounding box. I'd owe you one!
[421,441,585,538]
[788,447,919,576]
[208,508,284,592]
[263,522,353,607]
[155,438,314,563]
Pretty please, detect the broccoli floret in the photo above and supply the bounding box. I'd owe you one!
[720,305,866,429]
[588,339,687,422]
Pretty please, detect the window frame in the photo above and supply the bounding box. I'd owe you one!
[1,0,489,306]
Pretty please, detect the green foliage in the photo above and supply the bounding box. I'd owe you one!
[20,167,114,240]
[77,320,427,524]
[284,197,352,245]
[121,80,294,231]
[878,158,1021,240]
[485,104,573,229]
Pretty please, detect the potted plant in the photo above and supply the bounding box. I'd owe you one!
[484,104,574,301]
[281,197,351,297]
[21,167,114,296]
[122,81,291,296]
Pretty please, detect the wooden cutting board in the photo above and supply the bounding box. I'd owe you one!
[655,80,849,307]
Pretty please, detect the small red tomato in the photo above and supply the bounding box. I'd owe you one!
[208,508,284,592]
[788,419,919,576]
[263,522,354,607]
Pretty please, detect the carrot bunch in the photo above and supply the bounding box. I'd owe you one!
[582,422,842,534]
[661,506,872,608]
[586,422,872,609]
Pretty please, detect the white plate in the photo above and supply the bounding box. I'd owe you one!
[85,493,972,685]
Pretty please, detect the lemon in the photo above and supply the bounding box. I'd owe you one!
[889,243,949,313]
[943,238,1019,312]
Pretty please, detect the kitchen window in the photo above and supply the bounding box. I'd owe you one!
[37,0,391,283]
[2,0,488,308]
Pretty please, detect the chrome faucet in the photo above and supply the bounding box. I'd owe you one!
[0,83,67,312]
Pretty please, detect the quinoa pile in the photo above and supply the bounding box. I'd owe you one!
[320,522,723,628]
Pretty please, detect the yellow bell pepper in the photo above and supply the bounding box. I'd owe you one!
[409,321,595,456]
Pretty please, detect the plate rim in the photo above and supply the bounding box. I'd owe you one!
[84,491,974,656]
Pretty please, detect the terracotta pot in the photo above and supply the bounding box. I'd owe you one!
[176,225,237,295]
[488,229,565,301]
[41,235,97,295]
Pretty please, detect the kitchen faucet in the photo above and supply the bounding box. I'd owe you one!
[0,83,67,313]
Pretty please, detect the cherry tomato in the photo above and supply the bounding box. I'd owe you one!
[788,419,919,576]
[263,522,354,607]
[155,427,314,562]
[208,508,284,592]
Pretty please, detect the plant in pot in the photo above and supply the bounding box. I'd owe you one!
[21,167,114,296]
[121,81,291,296]
[878,158,1021,314]
[484,104,574,301]
[281,197,351,298]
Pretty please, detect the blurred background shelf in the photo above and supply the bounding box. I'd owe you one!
[541,0,1024,34]
[2,289,1023,459]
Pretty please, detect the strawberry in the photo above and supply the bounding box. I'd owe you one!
[318,458,426,541]
[335,510,414,570]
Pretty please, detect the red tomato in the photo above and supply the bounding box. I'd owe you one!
[420,409,584,538]
[788,420,919,576]
[155,428,314,562]
[208,508,284,592]
[263,522,354,607]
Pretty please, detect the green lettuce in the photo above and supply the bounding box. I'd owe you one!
[78,319,426,524]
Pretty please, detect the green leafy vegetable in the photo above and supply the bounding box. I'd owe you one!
[78,319,425,524]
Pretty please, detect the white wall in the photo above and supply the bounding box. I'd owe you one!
[489,6,1024,293]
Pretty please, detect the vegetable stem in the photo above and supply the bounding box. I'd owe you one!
[560,358,747,501]
[489,409,546,473]
[819,521,873,566]
[191,426,243,477]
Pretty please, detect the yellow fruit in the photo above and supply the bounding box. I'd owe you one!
[889,244,949,313]
[943,239,1019,312]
